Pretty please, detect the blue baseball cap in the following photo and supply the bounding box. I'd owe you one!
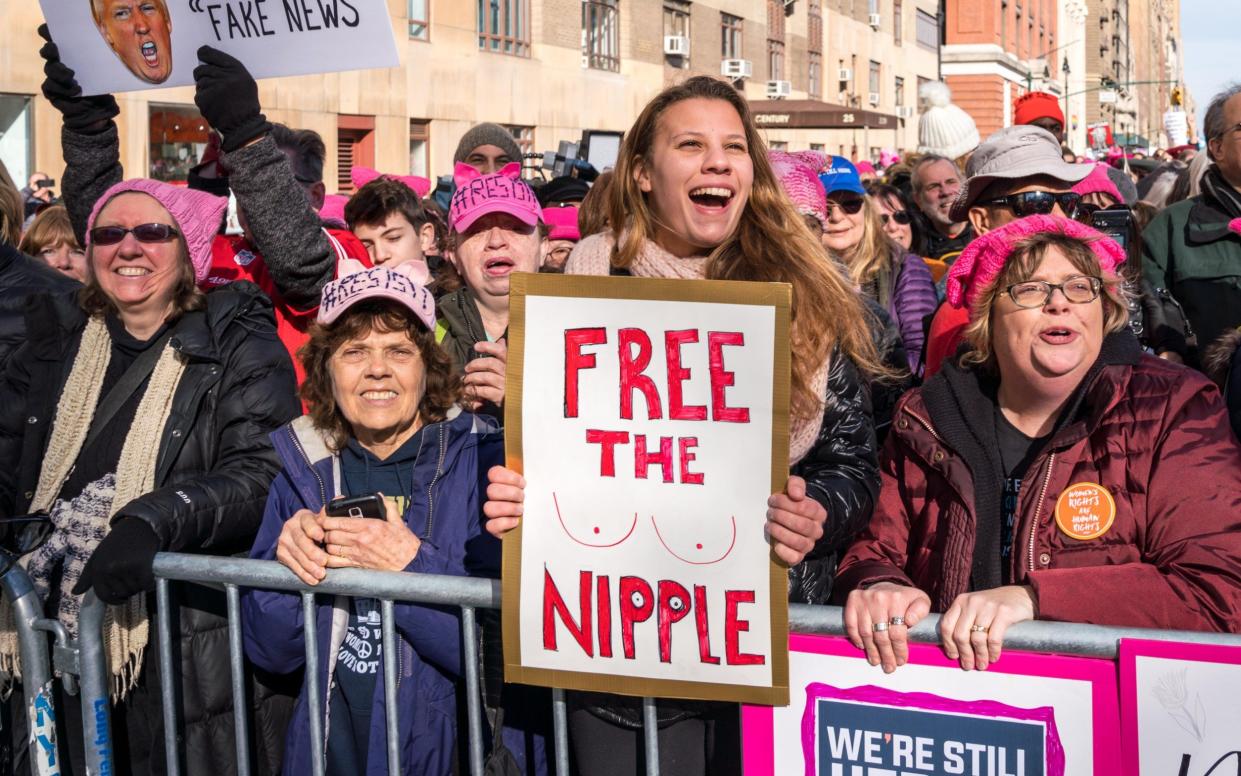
[818,157,866,196]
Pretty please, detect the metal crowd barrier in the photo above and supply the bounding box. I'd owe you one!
[6,551,1241,776]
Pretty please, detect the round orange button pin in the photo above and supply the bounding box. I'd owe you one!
[1054,482,1116,540]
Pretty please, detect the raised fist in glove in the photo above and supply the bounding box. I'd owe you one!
[38,24,120,134]
[193,46,272,152]
[73,518,162,605]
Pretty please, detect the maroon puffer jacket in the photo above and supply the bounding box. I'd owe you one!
[836,346,1241,632]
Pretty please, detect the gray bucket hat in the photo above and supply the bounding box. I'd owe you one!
[948,125,1091,222]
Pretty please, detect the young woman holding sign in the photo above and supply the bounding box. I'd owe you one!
[484,75,886,776]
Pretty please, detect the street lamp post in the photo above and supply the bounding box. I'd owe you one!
[1062,56,1071,144]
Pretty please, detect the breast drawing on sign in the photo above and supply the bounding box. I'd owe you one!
[552,490,637,548]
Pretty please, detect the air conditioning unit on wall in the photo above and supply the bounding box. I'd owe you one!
[869,92,881,106]
[897,106,915,119]
[838,68,853,82]
[767,80,793,98]
[664,35,689,57]
[869,13,882,28]
[722,59,754,79]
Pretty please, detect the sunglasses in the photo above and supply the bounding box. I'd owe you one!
[826,197,865,215]
[89,223,179,246]
[0,514,53,557]
[880,210,912,226]
[983,191,1082,218]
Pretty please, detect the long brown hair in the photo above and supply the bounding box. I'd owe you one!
[606,75,884,420]
[838,197,903,290]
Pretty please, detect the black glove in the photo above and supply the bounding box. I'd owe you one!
[38,24,120,134]
[73,518,162,605]
[193,46,272,153]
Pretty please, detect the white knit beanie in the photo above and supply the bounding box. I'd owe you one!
[917,82,981,160]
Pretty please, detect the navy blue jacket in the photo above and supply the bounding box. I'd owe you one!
[241,411,503,775]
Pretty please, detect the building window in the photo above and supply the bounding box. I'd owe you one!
[915,9,938,51]
[721,13,743,59]
[337,115,376,194]
[0,94,33,188]
[809,143,825,152]
[502,124,534,174]
[768,41,784,81]
[808,0,823,54]
[769,141,788,150]
[917,75,931,106]
[893,0,902,44]
[408,0,429,40]
[582,0,620,72]
[868,60,881,101]
[664,1,690,66]
[478,0,530,56]
[894,75,904,107]
[409,119,430,179]
[809,52,822,99]
[148,104,209,184]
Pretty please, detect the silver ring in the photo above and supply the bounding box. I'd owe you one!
[872,621,889,633]
[970,624,989,633]
[889,616,905,626]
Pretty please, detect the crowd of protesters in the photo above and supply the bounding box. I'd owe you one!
[0,23,1239,776]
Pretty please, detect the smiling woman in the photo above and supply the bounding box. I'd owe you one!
[838,215,1241,678]
[91,0,174,84]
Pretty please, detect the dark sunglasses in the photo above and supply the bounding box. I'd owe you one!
[826,196,865,215]
[0,514,53,557]
[880,210,912,226]
[983,191,1082,218]
[89,223,179,245]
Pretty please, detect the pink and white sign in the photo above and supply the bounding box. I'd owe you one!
[1120,639,1241,776]
[743,634,1121,776]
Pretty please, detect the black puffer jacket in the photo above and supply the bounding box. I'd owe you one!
[0,244,79,371]
[0,282,301,775]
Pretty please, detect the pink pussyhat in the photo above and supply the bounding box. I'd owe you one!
[448,164,542,233]
[87,179,227,284]
[946,214,1126,319]
[1229,218,1241,236]
[1071,163,1123,203]
[318,258,436,330]
[351,166,432,198]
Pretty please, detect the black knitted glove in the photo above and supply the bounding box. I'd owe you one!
[38,24,120,134]
[73,518,162,605]
[193,46,272,153]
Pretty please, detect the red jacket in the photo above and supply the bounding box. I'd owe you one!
[837,337,1241,633]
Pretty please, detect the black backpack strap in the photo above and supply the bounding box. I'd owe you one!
[82,330,176,452]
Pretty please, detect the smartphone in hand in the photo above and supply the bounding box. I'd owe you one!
[326,494,386,520]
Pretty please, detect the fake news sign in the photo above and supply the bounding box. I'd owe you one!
[502,273,791,705]
[40,0,398,95]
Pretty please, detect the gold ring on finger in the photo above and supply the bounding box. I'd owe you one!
[872,621,889,632]
[970,624,989,633]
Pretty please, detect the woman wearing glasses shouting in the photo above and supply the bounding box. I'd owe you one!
[836,215,1241,674]
[0,179,299,775]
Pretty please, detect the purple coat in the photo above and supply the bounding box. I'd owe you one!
[888,253,937,376]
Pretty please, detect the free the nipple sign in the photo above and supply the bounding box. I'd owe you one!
[540,325,762,669]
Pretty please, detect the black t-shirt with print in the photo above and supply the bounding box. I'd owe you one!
[994,406,1051,585]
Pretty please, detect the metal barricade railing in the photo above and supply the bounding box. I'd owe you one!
[7,550,1241,776]
[0,555,114,776]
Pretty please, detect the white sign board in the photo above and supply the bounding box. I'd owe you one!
[1121,639,1241,776]
[40,0,398,95]
[502,273,791,705]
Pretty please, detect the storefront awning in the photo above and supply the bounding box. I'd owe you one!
[746,100,901,130]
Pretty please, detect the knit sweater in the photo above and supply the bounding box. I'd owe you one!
[565,231,831,463]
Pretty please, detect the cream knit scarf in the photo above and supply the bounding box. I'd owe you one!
[566,231,831,463]
[0,315,186,700]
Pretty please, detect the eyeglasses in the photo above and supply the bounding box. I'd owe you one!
[89,224,179,245]
[983,191,1082,218]
[880,210,912,226]
[1002,275,1103,308]
[826,197,865,216]
[1211,122,1241,141]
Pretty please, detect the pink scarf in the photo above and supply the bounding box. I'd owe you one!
[565,231,830,464]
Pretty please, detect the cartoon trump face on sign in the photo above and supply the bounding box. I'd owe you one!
[91,0,173,84]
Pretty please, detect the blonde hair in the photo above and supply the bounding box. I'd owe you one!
[960,231,1129,371]
[605,75,884,420]
[91,0,170,28]
[839,198,903,290]
[19,205,80,258]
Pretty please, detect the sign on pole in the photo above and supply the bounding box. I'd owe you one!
[40,0,399,95]
[1120,639,1241,776]
[502,273,791,705]
[743,635,1121,775]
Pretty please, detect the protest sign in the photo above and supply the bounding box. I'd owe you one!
[40,0,399,95]
[743,634,1121,775]
[1120,639,1241,776]
[502,273,791,705]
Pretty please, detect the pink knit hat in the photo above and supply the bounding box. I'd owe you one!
[946,215,1126,318]
[1071,163,1123,204]
[769,151,828,228]
[87,179,227,284]
[351,166,432,198]
[542,204,581,242]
